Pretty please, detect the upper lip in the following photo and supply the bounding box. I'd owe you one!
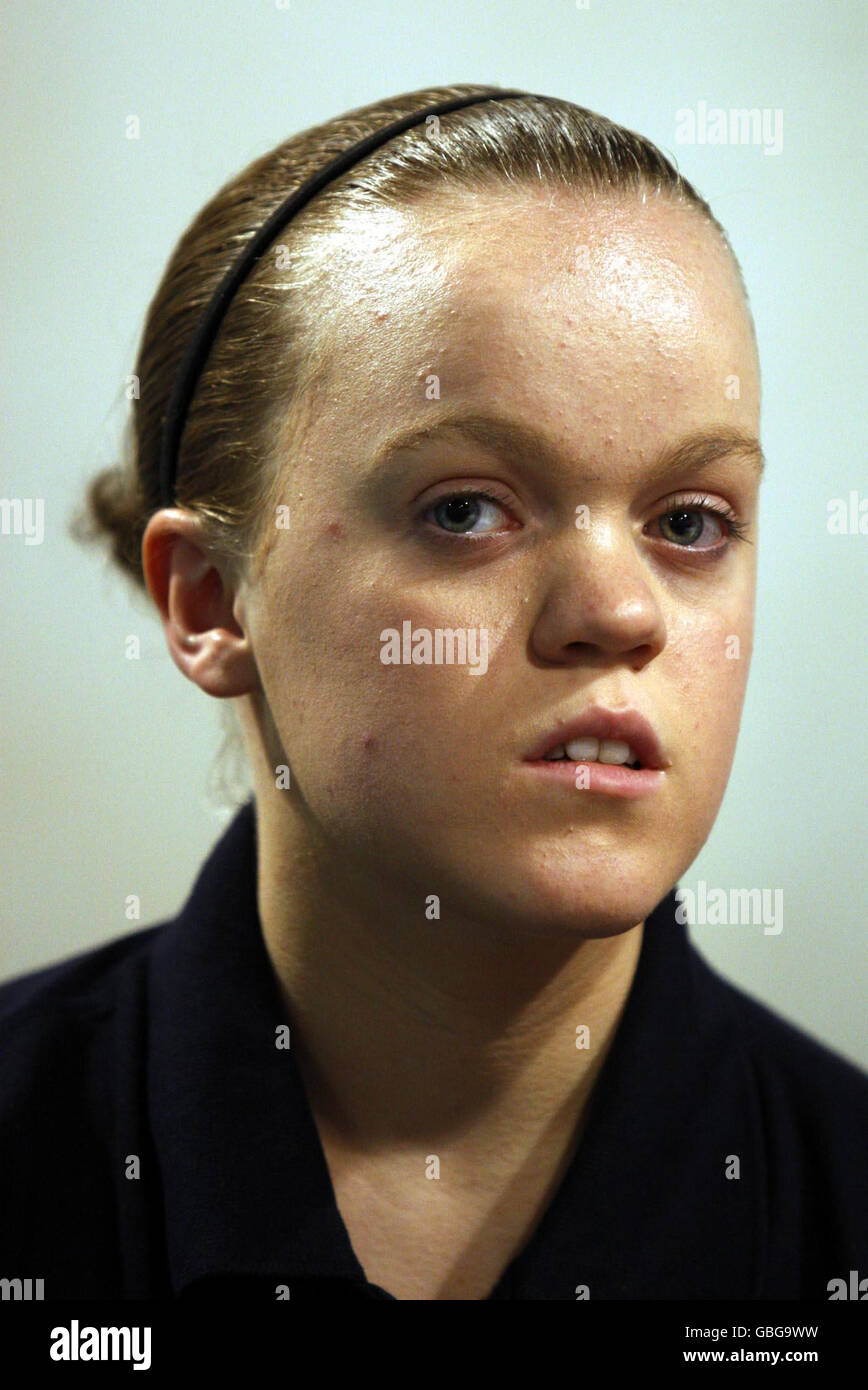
[524,705,669,770]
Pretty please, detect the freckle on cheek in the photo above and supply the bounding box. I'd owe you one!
[324,520,344,539]
[362,733,378,753]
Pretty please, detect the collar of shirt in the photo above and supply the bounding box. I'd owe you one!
[145,799,763,1300]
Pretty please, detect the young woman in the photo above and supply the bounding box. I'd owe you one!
[2,83,866,1302]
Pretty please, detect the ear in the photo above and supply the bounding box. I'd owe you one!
[141,509,260,699]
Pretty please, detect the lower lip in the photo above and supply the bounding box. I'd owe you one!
[522,759,665,799]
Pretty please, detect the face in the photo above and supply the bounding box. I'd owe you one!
[240,188,762,939]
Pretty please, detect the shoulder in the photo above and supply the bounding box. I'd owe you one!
[691,946,868,1251]
[0,924,163,1019]
[703,955,868,1114]
[0,927,170,1292]
[0,926,164,1108]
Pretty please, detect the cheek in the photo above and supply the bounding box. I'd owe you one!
[650,601,754,872]
[256,566,502,814]
[670,601,754,789]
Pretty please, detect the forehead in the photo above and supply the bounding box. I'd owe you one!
[301,189,759,456]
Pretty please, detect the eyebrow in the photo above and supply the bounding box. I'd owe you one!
[367,409,765,483]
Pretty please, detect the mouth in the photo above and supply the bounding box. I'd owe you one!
[537,740,645,770]
[523,705,669,774]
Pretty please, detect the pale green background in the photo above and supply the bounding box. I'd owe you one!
[2,0,865,1068]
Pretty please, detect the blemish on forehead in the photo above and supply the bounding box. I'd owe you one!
[362,732,378,753]
[324,519,345,539]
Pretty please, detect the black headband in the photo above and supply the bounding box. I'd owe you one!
[157,86,534,508]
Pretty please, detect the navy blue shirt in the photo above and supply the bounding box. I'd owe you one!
[1,798,866,1299]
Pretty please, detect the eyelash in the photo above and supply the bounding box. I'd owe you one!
[420,488,751,550]
[655,492,752,547]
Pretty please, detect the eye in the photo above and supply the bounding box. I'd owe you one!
[650,494,751,552]
[421,488,515,537]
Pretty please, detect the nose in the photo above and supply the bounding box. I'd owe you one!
[529,519,667,669]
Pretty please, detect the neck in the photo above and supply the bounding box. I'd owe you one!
[252,791,644,1173]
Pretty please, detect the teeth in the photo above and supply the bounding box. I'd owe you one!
[565,737,603,761]
[544,738,640,766]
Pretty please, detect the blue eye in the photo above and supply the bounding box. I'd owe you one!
[426,492,511,535]
[654,496,751,550]
[418,489,751,552]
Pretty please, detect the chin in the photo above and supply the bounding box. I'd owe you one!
[454,862,678,941]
